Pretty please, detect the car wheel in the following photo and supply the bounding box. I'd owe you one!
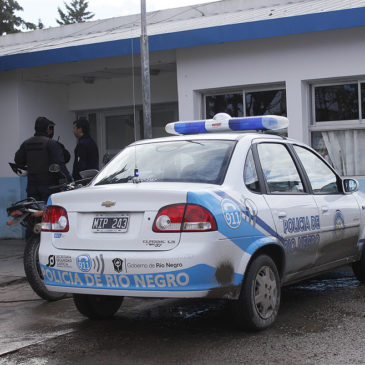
[352,251,365,284]
[73,294,123,320]
[231,254,281,331]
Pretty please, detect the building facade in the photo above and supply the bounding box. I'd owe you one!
[1,0,365,237]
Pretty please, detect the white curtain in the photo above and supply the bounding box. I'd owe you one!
[322,130,365,176]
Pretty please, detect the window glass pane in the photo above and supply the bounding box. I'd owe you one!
[315,84,358,122]
[312,130,365,176]
[244,149,260,192]
[93,140,235,185]
[294,145,339,194]
[105,115,134,150]
[205,93,243,118]
[245,89,286,116]
[151,109,176,138]
[361,83,365,119]
[257,143,304,193]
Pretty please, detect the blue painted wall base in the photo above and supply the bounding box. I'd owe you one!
[0,177,27,239]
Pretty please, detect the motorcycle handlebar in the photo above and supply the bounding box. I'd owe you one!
[49,177,93,192]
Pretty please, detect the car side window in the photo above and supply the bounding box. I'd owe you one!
[293,145,340,194]
[244,148,260,193]
[257,143,305,194]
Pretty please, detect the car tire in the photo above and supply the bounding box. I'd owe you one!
[231,254,281,331]
[73,294,123,319]
[352,251,365,284]
[24,234,67,301]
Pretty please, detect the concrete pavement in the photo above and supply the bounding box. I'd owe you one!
[0,238,41,303]
[0,239,25,286]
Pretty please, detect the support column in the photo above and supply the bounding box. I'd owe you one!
[285,78,311,144]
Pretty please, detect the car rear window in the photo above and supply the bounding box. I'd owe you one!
[93,140,236,185]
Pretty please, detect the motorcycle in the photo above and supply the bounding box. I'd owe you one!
[6,197,67,301]
[6,163,98,301]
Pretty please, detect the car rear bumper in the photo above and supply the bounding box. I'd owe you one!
[39,236,248,299]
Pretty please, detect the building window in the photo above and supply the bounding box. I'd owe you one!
[311,80,365,176]
[314,83,359,122]
[205,93,243,119]
[205,86,286,119]
[245,89,286,116]
[361,83,365,119]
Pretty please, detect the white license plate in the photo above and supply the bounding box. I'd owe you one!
[92,214,129,233]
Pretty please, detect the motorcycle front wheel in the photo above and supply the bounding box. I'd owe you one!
[24,234,67,301]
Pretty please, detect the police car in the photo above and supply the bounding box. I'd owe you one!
[39,113,365,331]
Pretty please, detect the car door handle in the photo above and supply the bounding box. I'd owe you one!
[321,206,329,213]
[278,212,287,219]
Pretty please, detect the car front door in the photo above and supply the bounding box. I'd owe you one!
[292,145,360,266]
[254,141,320,279]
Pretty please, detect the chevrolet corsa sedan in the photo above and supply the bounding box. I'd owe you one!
[39,114,365,331]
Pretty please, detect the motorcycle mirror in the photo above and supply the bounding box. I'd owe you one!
[9,163,28,177]
[79,169,99,179]
[49,163,61,173]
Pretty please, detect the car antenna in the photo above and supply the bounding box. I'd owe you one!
[131,38,139,180]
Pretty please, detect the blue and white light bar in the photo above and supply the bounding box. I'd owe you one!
[165,113,289,135]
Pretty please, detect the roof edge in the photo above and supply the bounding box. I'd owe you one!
[1,7,364,72]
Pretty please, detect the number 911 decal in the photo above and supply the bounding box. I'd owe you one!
[221,199,242,229]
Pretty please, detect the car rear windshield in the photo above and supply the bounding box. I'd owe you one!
[93,139,236,185]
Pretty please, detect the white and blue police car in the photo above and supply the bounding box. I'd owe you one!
[39,113,365,331]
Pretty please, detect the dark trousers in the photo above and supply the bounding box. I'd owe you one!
[25,184,50,240]
[27,184,51,203]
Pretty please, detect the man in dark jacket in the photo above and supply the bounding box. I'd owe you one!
[72,118,99,180]
[14,117,71,202]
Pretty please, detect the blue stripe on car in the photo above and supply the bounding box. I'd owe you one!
[187,190,283,255]
[41,264,243,291]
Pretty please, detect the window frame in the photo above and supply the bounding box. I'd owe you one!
[243,146,264,194]
[252,141,311,196]
[310,80,365,131]
[310,79,365,177]
[203,83,286,119]
[290,143,343,195]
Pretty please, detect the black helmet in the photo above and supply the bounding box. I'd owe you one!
[35,117,55,133]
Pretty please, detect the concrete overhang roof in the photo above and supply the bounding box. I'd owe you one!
[0,0,365,71]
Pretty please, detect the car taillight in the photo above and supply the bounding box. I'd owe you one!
[153,204,217,232]
[41,206,69,232]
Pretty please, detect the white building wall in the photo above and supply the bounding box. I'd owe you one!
[177,27,365,143]
[0,77,73,238]
[0,71,24,237]
[69,71,178,111]
[18,81,74,159]
[0,70,20,178]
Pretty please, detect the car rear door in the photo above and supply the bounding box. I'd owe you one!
[253,141,320,277]
[292,145,360,265]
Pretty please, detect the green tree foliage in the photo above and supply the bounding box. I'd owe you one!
[37,18,44,30]
[0,0,36,35]
[56,0,94,25]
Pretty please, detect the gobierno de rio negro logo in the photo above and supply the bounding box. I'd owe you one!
[334,210,345,231]
[77,254,92,272]
[334,210,345,239]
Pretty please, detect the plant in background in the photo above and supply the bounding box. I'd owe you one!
[56,0,94,25]
[0,0,37,35]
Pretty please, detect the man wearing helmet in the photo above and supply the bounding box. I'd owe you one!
[14,116,71,202]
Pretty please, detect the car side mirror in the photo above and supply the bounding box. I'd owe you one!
[343,178,359,193]
[79,169,99,179]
